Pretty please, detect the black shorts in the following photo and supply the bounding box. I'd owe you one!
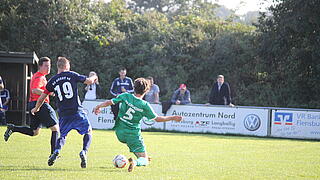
[111,104,119,120]
[28,101,58,130]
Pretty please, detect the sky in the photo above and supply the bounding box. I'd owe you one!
[103,0,274,15]
[214,0,273,15]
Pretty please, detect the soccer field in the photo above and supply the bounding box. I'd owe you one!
[0,127,319,180]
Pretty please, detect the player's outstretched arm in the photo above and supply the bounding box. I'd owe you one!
[93,100,113,115]
[32,88,44,95]
[155,115,182,122]
[84,75,98,85]
[32,88,54,96]
[31,93,49,115]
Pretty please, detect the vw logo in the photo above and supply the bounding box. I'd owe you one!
[244,114,261,131]
[142,117,155,126]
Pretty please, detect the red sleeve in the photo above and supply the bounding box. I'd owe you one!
[30,76,42,90]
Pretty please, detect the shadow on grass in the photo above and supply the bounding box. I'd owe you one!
[0,164,77,171]
[0,165,122,173]
[92,128,320,142]
[142,131,320,142]
[98,166,121,172]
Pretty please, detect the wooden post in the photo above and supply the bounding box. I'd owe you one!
[22,63,28,125]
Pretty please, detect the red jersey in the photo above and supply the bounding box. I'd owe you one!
[29,71,50,103]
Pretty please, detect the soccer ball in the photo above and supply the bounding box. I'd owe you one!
[112,155,128,168]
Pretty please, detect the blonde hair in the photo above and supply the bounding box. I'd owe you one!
[57,57,70,69]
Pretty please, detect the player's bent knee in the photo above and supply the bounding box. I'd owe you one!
[50,124,59,131]
[135,152,147,158]
[33,130,40,136]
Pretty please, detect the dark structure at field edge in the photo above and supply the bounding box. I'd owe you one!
[0,51,38,125]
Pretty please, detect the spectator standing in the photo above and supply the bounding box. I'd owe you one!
[171,84,191,105]
[84,71,101,100]
[208,75,234,106]
[144,76,160,104]
[109,68,134,120]
[0,79,10,125]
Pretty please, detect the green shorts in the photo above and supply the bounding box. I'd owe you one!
[115,128,146,153]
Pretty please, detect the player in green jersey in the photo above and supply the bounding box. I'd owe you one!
[93,78,182,172]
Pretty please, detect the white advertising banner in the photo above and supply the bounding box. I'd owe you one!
[165,105,269,136]
[82,101,115,129]
[140,104,165,130]
[82,101,164,130]
[271,110,320,139]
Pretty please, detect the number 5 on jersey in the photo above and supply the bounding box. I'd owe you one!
[123,107,135,121]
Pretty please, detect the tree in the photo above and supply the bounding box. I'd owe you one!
[257,0,320,108]
[1,0,289,107]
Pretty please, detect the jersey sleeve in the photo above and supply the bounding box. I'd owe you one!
[5,89,10,100]
[111,93,125,105]
[127,77,134,93]
[45,79,54,94]
[72,71,87,83]
[109,79,118,96]
[144,103,157,120]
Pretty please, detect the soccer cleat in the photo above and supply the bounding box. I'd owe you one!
[4,124,14,142]
[128,158,136,172]
[79,150,87,168]
[48,154,61,159]
[48,151,59,166]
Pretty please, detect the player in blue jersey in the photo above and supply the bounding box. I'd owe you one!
[31,57,97,168]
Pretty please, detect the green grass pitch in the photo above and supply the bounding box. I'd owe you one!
[0,126,319,179]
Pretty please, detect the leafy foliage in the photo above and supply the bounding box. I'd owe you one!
[0,0,319,108]
[256,0,320,108]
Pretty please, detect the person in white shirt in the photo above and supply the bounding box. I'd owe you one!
[84,71,101,100]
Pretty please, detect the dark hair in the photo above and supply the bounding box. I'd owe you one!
[119,67,126,72]
[134,78,150,95]
[38,57,51,67]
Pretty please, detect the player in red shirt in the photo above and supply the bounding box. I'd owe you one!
[4,57,59,156]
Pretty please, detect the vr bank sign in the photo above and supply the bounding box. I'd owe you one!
[271,110,320,139]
